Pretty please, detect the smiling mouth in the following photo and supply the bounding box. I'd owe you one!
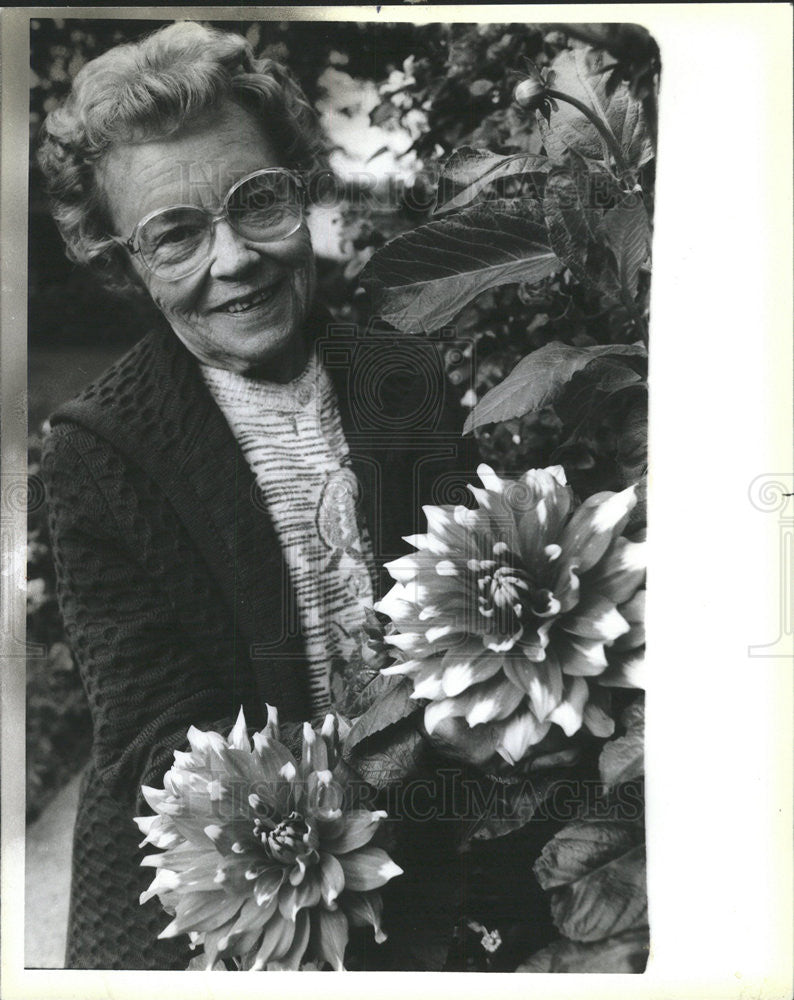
[217,281,283,315]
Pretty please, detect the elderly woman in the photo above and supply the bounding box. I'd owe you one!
[38,22,469,970]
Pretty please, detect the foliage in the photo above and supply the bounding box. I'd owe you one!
[347,23,657,972]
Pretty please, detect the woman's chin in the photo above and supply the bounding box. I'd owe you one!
[216,322,308,379]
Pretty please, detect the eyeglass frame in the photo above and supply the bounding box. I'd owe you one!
[108,167,306,281]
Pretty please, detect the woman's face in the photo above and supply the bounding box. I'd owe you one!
[99,100,316,379]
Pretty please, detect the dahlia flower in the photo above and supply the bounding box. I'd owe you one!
[135,707,402,970]
[375,464,645,767]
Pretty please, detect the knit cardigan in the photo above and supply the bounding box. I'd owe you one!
[42,307,475,970]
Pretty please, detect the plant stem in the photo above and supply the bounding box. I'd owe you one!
[546,89,631,176]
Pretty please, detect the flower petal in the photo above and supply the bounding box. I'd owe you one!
[374,584,418,625]
[341,889,387,943]
[516,471,573,564]
[216,895,278,961]
[380,657,425,678]
[611,621,645,651]
[559,595,630,642]
[250,913,295,971]
[301,723,329,775]
[278,874,322,922]
[583,697,615,738]
[554,632,609,676]
[477,464,507,494]
[318,852,345,907]
[558,486,637,573]
[268,908,310,970]
[162,890,243,937]
[582,537,646,604]
[254,867,285,906]
[226,707,250,751]
[409,658,448,700]
[312,906,349,971]
[464,676,525,727]
[402,531,452,556]
[598,649,646,688]
[495,707,552,765]
[324,810,386,855]
[337,847,403,892]
[186,727,228,757]
[423,696,466,734]
[620,589,645,623]
[503,653,563,720]
[422,503,486,556]
[440,639,502,697]
[548,676,589,736]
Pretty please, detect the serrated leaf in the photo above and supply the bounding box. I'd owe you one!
[538,47,654,168]
[465,773,559,841]
[584,239,622,301]
[534,819,646,942]
[599,696,645,789]
[344,723,424,789]
[601,197,652,300]
[360,201,559,334]
[554,355,647,436]
[344,676,415,752]
[518,926,649,972]
[464,341,647,433]
[343,668,394,719]
[434,146,552,215]
[542,169,597,281]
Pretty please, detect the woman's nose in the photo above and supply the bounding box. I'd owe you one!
[208,219,264,279]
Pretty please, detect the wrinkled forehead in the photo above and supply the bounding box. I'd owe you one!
[98,100,283,229]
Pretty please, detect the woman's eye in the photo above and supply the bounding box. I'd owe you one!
[158,225,198,246]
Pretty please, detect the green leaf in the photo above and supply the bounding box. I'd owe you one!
[434,146,552,215]
[539,47,654,168]
[599,696,645,789]
[463,341,647,433]
[343,722,424,789]
[534,818,646,942]
[360,200,559,334]
[601,196,652,301]
[344,676,416,753]
[542,168,597,281]
[518,926,649,972]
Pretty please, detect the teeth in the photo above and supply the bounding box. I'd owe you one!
[224,285,277,314]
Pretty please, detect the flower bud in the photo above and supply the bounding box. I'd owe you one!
[514,77,546,110]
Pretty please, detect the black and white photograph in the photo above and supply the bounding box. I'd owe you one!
[2,4,792,997]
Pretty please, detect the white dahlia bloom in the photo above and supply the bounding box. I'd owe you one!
[135,707,402,970]
[375,465,645,766]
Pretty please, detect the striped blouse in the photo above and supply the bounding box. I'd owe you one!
[201,353,376,716]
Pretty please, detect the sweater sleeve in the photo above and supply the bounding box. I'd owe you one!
[42,423,246,811]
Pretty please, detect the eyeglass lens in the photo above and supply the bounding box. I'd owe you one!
[137,171,302,279]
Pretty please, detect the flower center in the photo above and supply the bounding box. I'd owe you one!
[472,542,560,636]
[253,810,310,863]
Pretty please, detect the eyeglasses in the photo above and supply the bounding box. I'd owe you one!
[110,168,304,281]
